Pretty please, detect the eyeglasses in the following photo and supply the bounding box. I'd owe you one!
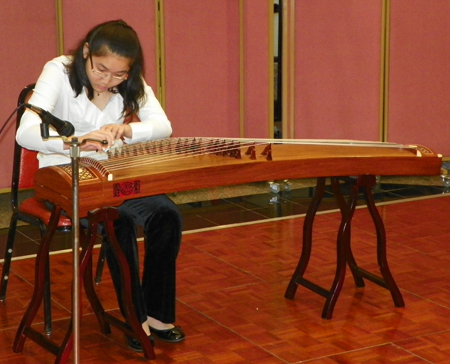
[89,54,129,82]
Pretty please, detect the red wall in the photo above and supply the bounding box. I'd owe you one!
[294,0,382,141]
[0,1,159,190]
[388,0,450,155]
[1,0,449,190]
[243,1,272,138]
[0,2,57,191]
[163,0,241,137]
[62,0,158,88]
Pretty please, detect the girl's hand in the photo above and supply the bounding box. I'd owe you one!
[100,124,132,139]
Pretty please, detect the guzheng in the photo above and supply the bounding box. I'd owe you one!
[33,137,442,217]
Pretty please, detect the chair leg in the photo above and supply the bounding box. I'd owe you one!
[39,223,53,335]
[94,242,106,284]
[44,253,52,335]
[0,214,18,301]
[14,205,61,354]
[1,215,53,334]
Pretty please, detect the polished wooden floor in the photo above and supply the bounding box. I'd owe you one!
[1,183,450,363]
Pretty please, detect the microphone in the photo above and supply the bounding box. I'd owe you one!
[23,103,75,138]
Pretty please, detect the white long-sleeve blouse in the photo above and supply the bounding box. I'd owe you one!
[16,55,172,168]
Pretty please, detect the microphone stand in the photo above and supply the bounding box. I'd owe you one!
[67,137,81,364]
[40,119,106,363]
[19,111,107,364]
[38,114,108,363]
[40,121,82,363]
[63,135,108,364]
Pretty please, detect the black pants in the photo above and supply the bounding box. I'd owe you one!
[102,195,182,324]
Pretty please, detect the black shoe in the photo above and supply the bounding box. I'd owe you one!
[150,326,185,343]
[126,334,155,352]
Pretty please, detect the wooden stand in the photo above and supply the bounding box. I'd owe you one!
[285,175,405,319]
[13,206,155,363]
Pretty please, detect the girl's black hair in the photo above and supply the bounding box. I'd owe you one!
[66,20,146,117]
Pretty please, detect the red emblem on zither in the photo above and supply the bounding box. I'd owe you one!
[113,180,141,197]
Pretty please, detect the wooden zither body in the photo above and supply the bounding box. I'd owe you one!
[33,137,442,218]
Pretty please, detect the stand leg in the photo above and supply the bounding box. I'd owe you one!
[331,178,365,288]
[13,205,156,362]
[81,215,110,334]
[285,175,404,320]
[321,178,359,319]
[85,208,156,360]
[54,321,73,364]
[54,228,94,364]
[285,177,326,299]
[361,175,405,307]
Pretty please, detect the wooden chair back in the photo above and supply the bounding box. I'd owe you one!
[11,84,37,210]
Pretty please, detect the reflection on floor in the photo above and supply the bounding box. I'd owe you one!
[0,181,449,363]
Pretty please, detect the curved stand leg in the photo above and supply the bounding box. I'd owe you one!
[361,176,404,307]
[331,178,365,288]
[285,177,326,299]
[54,219,103,364]
[81,222,111,334]
[14,205,156,363]
[54,207,156,361]
[321,178,359,319]
[54,321,73,364]
[84,208,156,360]
[285,175,404,320]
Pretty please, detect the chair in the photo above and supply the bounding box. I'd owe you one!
[0,84,72,334]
